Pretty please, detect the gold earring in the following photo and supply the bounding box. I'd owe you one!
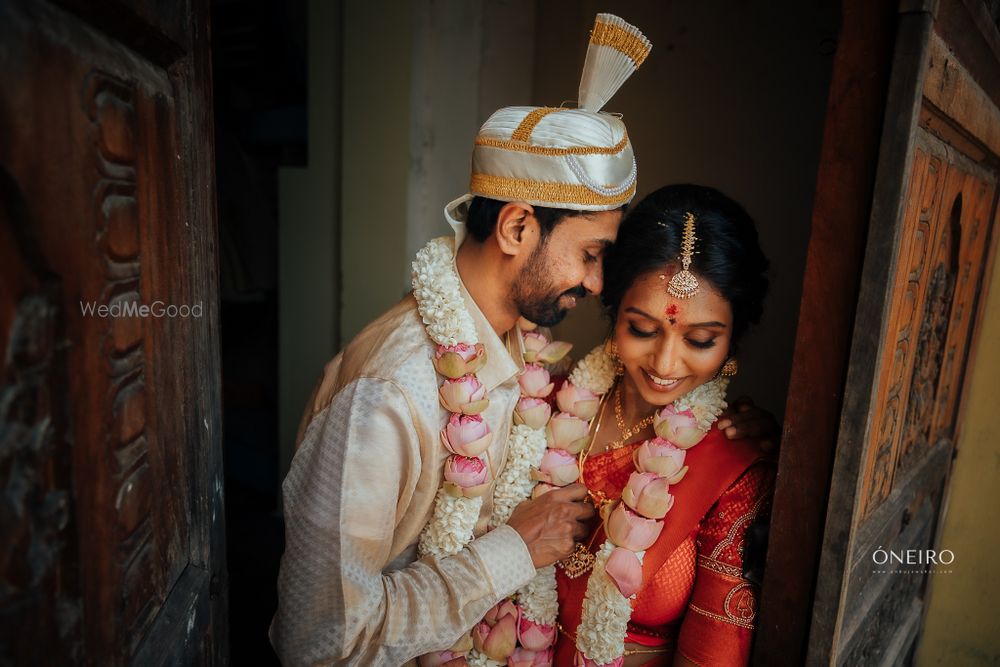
[720,357,738,377]
[605,338,624,376]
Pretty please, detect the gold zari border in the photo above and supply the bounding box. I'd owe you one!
[470,172,635,207]
[697,555,743,578]
[591,19,651,66]
[474,133,630,157]
[688,603,756,630]
[511,107,561,142]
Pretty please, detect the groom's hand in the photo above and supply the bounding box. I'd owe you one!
[717,395,780,451]
[507,483,594,568]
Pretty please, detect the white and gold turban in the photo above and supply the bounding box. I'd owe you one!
[449,14,651,219]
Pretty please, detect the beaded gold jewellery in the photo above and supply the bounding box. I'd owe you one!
[666,212,700,299]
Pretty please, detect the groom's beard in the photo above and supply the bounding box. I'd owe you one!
[513,245,587,327]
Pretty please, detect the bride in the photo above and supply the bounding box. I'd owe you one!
[547,183,773,666]
[419,183,775,667]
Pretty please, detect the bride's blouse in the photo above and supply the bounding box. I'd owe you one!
[554,431,775,666]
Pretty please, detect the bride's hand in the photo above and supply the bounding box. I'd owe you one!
[716,396,780,451]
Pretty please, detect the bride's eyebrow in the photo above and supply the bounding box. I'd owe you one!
[625,307,728,329]
[624,306,658,320]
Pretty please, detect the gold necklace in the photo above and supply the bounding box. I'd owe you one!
[610,379,656,450]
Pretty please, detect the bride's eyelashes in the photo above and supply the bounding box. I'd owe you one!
[627,323,656,338]
[627,323,719,349]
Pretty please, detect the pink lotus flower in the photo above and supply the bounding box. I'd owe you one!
[574,652,623,667]
[509,647,554,667]
[441,414,492,457]
[484,599,518,625]
[442,455,491,497]
[535,448,579,486]
[604,546,643,598]
[531,482,557,499]
[513,397,552,430]
[653,404,706,448]
[519,363,555,398]
[555,382,601,420]
[516,612,556,651]
[518,316,539,331]
[621,471,675,519]
[523,332,549,358]
[522,332,573,364]
[633,437,688,483]
[439,375,489,414]
[545,412,591,454]
[434,343,487,379]
[418,650,464,667]
[605,503,663,551]
[473,600,518,661]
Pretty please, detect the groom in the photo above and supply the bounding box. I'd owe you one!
[271,100,633,663]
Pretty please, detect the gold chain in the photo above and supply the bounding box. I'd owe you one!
[609,379,656,450]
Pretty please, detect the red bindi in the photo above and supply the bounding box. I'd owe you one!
[666,304,679,316]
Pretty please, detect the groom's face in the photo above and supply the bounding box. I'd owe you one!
[513,209,623,326]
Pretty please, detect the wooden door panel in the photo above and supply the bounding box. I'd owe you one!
[0,0,224,664]
[809,11,1000,662]
[822,132,997,666]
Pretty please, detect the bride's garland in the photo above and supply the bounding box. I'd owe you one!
[570,346,728,667]
[410,237,728,667]
[412,237,569,667]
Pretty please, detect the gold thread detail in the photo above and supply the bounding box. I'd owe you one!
[591,19,651,66]
[688,602,756,630]
[696,555,743,578]
[470,172,635,207]
[709,490,769,560]
[474,132,630,156]
[511,107,561,142]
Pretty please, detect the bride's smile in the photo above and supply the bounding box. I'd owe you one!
[613,271,733,410]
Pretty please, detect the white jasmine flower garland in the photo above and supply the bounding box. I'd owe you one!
[517,565,559,624]
[576,542,636,664]
[412,238,478,345]
[412,237,568,664]
[490,424,548,528]
[419,491,483,558]
[567,345,617,395]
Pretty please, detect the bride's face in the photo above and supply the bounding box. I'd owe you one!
[614,270,733,407]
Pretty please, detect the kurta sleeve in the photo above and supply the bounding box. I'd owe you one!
[271,377,536,666]
[676,462,775,667]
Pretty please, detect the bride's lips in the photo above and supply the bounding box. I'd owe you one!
[641,368,686,393]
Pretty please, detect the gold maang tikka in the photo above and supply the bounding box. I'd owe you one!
[666,212,700,299]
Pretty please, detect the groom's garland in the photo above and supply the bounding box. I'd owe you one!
[411,236,729,667]
[413,237,567,666]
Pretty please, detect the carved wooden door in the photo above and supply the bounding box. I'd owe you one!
[0,0,226,664]
[806,3,1000,665]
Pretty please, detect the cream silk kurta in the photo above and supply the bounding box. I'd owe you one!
[271,244,536,666]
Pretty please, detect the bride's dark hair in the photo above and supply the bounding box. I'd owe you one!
[601,184,770,343]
